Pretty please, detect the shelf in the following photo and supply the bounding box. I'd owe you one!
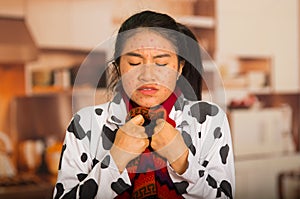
[26,48,106,95]
[176,15,215,28]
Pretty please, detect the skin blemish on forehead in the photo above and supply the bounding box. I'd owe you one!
[145,52,151,58]
[122,30,177,54]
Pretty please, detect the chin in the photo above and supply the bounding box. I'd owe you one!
[139,102,159,108]
[133,99,160,108]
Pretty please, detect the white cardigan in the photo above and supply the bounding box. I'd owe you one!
[53,93,235,199]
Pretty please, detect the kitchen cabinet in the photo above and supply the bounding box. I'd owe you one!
[25,48,108,96]
[25,0,114,50]
[25,0,194,50]
[0,64,25,136]
[25,49,88,94]
[0,0,25,18]
[229,107,295,157]
[217,0,299,93]
[0,182,53,199]
[176,0,216,59]
[192,0,216,59]
[235,153,300,199]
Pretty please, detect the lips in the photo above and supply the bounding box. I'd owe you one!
[137,85,159,95]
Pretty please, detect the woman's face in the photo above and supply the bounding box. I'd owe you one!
[119,31,184,108]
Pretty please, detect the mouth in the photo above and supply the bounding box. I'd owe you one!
[137,85,159,95]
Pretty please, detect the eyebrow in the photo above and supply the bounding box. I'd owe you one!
[153,54,171,59]
[124,52,143,58]
[124,52,171,59]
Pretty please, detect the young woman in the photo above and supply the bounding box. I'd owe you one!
[53,10,235,199]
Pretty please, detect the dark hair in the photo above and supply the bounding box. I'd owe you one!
[176,23,203,100]
[109,10,203,100]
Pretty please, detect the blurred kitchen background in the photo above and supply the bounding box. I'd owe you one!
[0,0,299,198]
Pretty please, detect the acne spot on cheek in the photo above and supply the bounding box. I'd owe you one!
[157,68,162,72]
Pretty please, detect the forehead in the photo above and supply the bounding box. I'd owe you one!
[122,30,177,54]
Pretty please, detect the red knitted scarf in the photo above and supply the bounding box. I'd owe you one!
[115,88,184,199]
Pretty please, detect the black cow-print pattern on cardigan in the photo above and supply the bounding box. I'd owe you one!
[112,92,123,105]
[95,108,103,116]
[220,144,230,164]
[214,127,222,139]
[206,174,233,199]
[111,115,121,123]
[79,179,98,199]
[54,183,64,199]
[190,102,219,124]
[77,173,88,182]
[111,178,131,195]
[100,155,110,169]
[61,185,78,199]
[58,144,66,170]
[101,125,117,150]
[182,130,196,156]
[92,158,99,168]
[81,153,88,162]
[67,114,87,140]
[174,181,189,195]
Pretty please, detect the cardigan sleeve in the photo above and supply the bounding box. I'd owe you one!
[167,102,235,199]
[52,107,131,199]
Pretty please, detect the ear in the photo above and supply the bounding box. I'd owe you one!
[178,60,185,76]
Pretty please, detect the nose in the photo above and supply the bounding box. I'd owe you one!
[138,64,156,82]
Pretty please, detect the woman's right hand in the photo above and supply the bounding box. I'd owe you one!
[110,114,149,173]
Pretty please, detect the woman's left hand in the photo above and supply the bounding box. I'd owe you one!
[151,119,189,174]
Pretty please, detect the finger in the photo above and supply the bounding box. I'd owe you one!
[153,119,166,135]
[120,121,147,139]
[156,118,165,124]
[121,125,147,138]
[130,114,145,126]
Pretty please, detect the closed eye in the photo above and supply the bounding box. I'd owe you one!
[156,63,167,67]
[129,62,141,66]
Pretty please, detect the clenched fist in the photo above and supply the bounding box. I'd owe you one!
[151,119,189,174]
[110,115,149,173]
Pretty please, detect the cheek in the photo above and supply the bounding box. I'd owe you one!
[156,68,177,88]
[161,87,170,94]
[120,65,130,74]
[122,78,135,89]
